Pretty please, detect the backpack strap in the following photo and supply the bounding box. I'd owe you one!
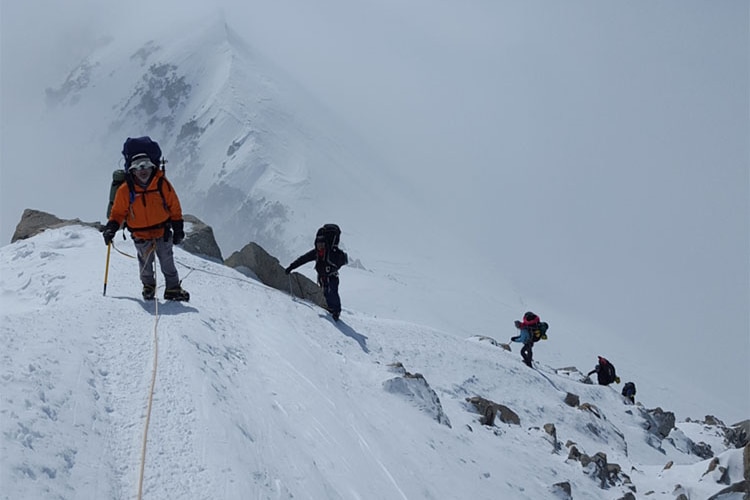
[156,176,169,211]
[118,175,171,235]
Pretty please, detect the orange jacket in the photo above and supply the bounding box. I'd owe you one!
[108,170,183,240]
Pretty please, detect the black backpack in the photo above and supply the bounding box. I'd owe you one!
[316,223,341,247]
[106,136,168,218]
[315,224,348,269]
[122,136,162,169]
[601,359,617,383]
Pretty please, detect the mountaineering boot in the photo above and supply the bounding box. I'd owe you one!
[142,284,156,300]
[164,286,190,302]
[332,311,340,321]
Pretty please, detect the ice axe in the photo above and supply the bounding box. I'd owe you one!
[103,242,112,296]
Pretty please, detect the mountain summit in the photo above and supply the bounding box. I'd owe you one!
[43,16,412,260]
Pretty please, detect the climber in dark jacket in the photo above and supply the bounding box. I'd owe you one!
[285,225,348,321]
[587,356,620,386]
[621,381,636,404]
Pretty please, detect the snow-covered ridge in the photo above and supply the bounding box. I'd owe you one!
[1,226,746,499]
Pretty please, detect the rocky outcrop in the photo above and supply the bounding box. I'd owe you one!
[225,242,326,309]
[699,443,750,500]
[550,481,572,499]
[726,419,750,449]
[181,214,223,261]
[703,457,731,485]
[642,407,676,439]
[567,449,629,490]
[11,209,100,243]
[465,396,520,427]
[384,363,451,428]
[706,480,750,500]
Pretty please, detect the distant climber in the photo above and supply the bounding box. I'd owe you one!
[510,311,548,367]
[621,381,636,404]
[586,356,620,386]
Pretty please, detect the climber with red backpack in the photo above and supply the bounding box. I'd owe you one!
[510,311,549,367]
[586,356,621,386]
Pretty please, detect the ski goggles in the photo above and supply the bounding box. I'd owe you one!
[128,157,156,172]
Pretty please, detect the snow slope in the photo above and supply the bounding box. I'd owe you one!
[1,226,743,499]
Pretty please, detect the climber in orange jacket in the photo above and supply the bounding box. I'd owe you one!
[103,136,189,301]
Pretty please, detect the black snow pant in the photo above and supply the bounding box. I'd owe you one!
[521,342,533,367]
[320,275,341,315]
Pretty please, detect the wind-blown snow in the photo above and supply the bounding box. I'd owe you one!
[1,226,743,499]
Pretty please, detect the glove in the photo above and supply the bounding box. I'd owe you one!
[102,220,119,245]
[615,376,621,384]
[514,320,521,328]
[284,266,293,275]
[171,220,185,245]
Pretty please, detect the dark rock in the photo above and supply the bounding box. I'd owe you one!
[642,407,675,439]
[181,214,223,261]
[564,392,580,407]
[11,209,100,243]
[691,441,714,460]
[550,481,572,499]
[577,451,626,490]
[497,404,521,426]
[705,415,726,426]
[225,241,326,309]
[705,480,749,500]
[465,396,520,426]
[726,420,750,449]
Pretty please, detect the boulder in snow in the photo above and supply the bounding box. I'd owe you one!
[225,241,326,309]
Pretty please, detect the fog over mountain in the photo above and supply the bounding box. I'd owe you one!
[1,0,747,427]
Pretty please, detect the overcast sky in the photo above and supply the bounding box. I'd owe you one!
[1,0,748,419]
